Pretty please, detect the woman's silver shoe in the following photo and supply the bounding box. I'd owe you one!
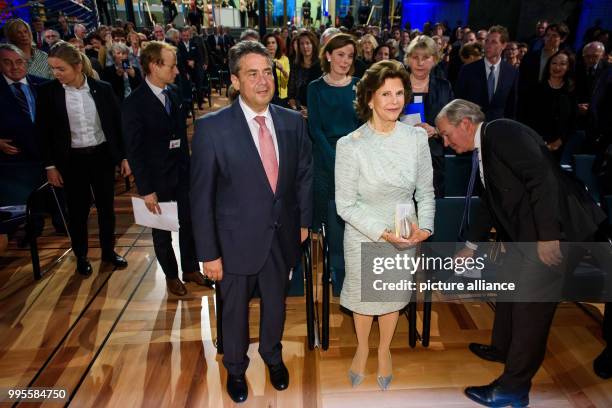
[377,374,393,390]
[348,369,365,387]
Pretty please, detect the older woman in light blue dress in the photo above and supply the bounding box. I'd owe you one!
[335,60,435,390]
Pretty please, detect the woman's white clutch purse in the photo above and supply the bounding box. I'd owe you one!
[395,202,417,239]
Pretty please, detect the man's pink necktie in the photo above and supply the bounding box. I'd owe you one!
[254,116,278,192]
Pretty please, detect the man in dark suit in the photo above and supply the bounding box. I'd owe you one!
[455,25,518,121]
[177,27,205,109]
[122,41,210,296]
[0,44,46,162]
[190,41,313,403]
[576,41,609,110]
[0,43,61,237]
[207,25,228,68]
[436,99,607,407]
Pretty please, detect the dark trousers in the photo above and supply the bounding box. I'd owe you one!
[218,234,290,376]
[62,144,116,258]
[491,301,558,392]
[489,243,562,392]
[151,183,199,279]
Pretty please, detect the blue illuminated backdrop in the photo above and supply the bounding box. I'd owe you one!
[1,0,32,27]
[401,0,470,31]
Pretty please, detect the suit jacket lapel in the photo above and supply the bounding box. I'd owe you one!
[88,78,106,125]
[270,104,286,197]
[230,100,274,195]
[53,81,71,138]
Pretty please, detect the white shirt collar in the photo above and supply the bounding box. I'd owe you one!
[62,75,89,91]
[484,57,501,72]
[3,75,28,86]
[146,77,166,97]
[474,122,483,151]
[238,96,271,123]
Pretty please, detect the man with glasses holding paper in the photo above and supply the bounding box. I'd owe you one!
[123,41,211,296]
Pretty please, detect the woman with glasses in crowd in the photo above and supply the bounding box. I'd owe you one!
[404,35,453,197]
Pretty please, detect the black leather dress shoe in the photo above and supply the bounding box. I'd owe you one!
[464,382,529,407]
[227,374,248,403]
[469,343,505,363]
[102,252,128,268]
[76,257,93,276]
[594,348,612,379]
[267,361,289,391]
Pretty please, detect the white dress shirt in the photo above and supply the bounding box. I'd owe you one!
[238,96,280,165]
[474,122,485,187]
[484,57,501,94]
[465,123,486,252]
[64,76,106,148]
[145,77,167,107]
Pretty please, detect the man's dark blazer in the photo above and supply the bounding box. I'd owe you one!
[190,100,313,276]
[191,34,210,67]
[177,40,204,73]
[0,74,47,161]
[467,119,606,244]
[455,58,518,121]
[122,82,189,197]
[575,60,610,104]
[35,78,124,172]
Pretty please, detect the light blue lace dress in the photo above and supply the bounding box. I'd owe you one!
[335,121,435,315]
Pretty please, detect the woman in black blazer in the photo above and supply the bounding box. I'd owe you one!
[37,41,130,275]
[404,35,454,197]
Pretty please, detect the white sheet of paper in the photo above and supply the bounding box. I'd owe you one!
[131,197,179,231]
[400,113,422,126]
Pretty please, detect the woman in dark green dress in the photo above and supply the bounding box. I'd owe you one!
[307,33,361,230]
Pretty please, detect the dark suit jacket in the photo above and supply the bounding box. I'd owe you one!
[0,74,47,162]
[177,40,204,73]
[122,82,189,197]
[467,119,606,244]
[35,78,124,172]
[455,58,518,121]
[190,100,313,275]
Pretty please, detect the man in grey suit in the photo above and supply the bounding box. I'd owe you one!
[190,41,313,403]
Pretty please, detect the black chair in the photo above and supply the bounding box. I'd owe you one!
[573,154,600,203]
[418,196,482,346]
[0,182,70,280]
[320,200,422,350]
[444,155,473,197]
[215,232,316,353]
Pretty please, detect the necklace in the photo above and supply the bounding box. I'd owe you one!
[410,74,429,92]
[324,74,351,87]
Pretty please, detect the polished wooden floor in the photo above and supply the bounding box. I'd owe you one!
[1,98,612,407]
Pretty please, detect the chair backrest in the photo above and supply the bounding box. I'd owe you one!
[444,155,473,197]
[0,162,45,207]
[431,196,481,242]
[573,154,600,202]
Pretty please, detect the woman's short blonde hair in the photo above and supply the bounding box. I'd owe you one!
[355,60,411,122]
[3,18,32,45]
[360,34,379,50]
[405,35,439,64]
